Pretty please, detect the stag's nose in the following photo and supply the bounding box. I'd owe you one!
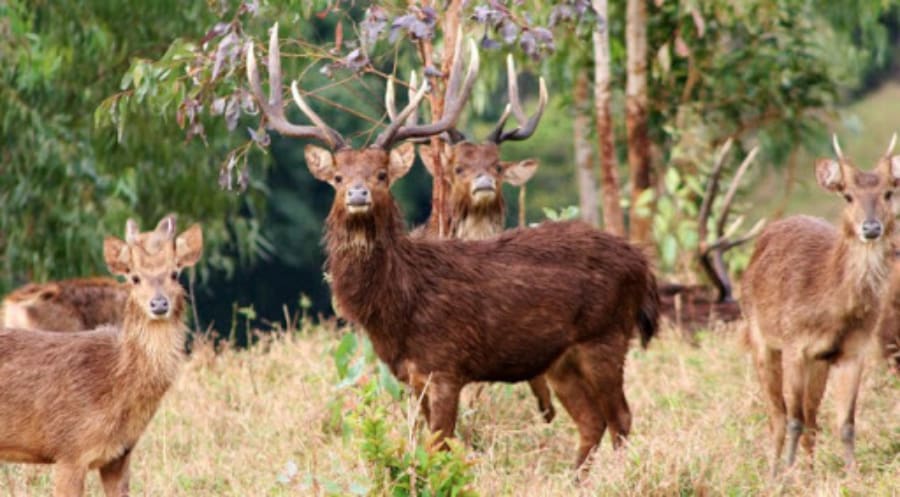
[149,294,170,316]
[472,174,496,192]
[346,184,371,207]
[862,220,883,240]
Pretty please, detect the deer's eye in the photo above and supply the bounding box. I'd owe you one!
[334,175,343,184]
[885,191,893,201]
[376,170,388,182]
[495,164,502,174]
[171,271,178,281]
[454,167,463,175]
[843,194,853,203]
[131,275,140,284]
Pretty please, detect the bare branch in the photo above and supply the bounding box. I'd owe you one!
[715,145,759,236]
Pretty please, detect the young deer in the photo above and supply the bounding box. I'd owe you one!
[1,217,177,333]
[0,215,203,497]
[409,57,560,423]
[742,134,900,473]
[2,277,126,332]
[248,25,659,473]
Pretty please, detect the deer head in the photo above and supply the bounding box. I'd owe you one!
[418,54,545,211]
[815,134,900,243]
[246,23,479,245]
[104,215,203,320]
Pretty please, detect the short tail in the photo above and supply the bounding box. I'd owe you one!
[637,271,660,348]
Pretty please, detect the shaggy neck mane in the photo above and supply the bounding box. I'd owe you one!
[116,297,186,396]
[325,198,416,361]
[449,191,505,240]
[831,229,892,309]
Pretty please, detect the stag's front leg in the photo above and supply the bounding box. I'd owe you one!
[53,462,87,497]
[426,378,462,449]
[528,375,555,423]
[831,356,864,471]
[781,350,807,469]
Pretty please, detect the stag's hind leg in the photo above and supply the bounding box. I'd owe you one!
[750,336,787,474]
[527,374,555,423]
[546,350,607,472]
[99,448,132,497]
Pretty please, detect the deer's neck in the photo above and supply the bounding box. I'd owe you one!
[830,234,892,312]
[116,298,186,397]
[325,201,413,363]
[449,194,506,240]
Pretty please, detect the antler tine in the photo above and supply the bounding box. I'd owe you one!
[490,54,548,143]
[486,104,512,143]
[832,133,845,161]
[374,32,479,148]
[246,23,345,149]
[385,72,419,126]
[886,132,897,157]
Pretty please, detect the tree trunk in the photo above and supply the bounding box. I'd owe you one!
[573,71,599,226]
[592,0,626,237]
[625,0,652,242]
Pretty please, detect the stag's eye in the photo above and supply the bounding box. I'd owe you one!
[171,271,178,281]
[495,164,502,174]
[334,175,343,184]
[843,194,853,203]
[376,170,388,182]
[131,275,140,284]
[885,191,893,201]
[454,167,463,175]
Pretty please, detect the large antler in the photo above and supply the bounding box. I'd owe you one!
[697,141,764,302]
[373,29,480,149]
[246,23,346,149]
[486,54,548,144]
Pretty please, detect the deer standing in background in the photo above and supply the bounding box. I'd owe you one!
[406,55,554,422]
[876,242,900,373]
[2,277,126,332]
[742,134,900,474]
[0,216,203,497]
[248,24,659,473]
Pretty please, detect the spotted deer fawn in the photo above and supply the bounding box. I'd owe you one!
[248,24,659,473]
[407,54,555,422]
[742,134,900,473]
[0,215,203,496]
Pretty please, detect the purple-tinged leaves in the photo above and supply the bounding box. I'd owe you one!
[248,127,270,147]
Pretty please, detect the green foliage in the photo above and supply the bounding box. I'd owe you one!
[540,205,581,222]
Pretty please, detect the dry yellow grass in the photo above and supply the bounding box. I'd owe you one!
[2,322,898,496]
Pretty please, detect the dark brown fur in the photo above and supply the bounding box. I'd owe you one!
[2,277,127,332]
[742,149,900,473]
[876,247,900,373]
[307,143,659,472]
[0,217,203,497]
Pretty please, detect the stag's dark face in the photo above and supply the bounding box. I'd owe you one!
[419,142,538,207]
[816,156,900,243]
[306,144,415,218]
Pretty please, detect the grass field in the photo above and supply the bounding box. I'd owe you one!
[2,321,898,496]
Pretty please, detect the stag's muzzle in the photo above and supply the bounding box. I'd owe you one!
[346,185,372,214]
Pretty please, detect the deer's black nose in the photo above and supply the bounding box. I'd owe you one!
[150,295,170,316]
[472,174,496,193]
[346,184,371,207]
[862,220,883,240]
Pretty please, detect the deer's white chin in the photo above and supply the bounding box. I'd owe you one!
[346,204,372,215]
[471,190,496,204]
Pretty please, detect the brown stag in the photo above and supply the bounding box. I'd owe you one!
[742,134,900,474]
[247,24,659,473]
[400,54,553,422]
[0,215,203,496]
[876,241,900,374]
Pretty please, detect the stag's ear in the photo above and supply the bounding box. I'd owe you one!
[174,224,203,269]
[502,159,539,186]
[104,237,131,275]
[305,145,335,183]
[389,142,415,183]
[814,158,845,192]
[418,145,436,177]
